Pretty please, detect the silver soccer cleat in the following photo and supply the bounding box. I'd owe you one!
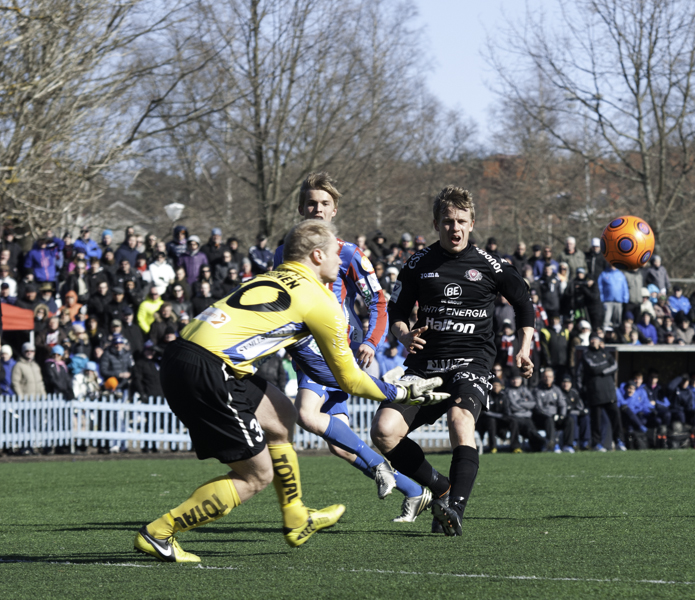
[371,461,397,499]
[392,488,433,522]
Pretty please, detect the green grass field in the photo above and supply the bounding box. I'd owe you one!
[1,450,695,599]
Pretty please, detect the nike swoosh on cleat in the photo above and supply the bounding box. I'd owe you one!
[143,531,172,557]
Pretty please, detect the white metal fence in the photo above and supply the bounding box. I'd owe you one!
[0,394,453,454]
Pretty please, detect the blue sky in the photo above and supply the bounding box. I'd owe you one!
[413,0,555,146]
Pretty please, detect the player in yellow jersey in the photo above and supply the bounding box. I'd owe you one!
[134,220,448,563]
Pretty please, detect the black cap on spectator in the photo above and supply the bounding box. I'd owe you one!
[487,237,497,245]
[561,374,573,382]
[122,306,133,315]
[532,244,542,252]
[1,283,9,290]
[112,286,124,295]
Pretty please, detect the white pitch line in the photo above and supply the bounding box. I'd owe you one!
[339,567,695,586]
[1,559,693,586]
[0,559,153,568]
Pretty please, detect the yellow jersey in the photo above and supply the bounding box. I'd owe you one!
[181,261,390,402]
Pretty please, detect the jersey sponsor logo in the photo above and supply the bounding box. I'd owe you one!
[465,269,483,282]
[367,272,382,293]
[272,453,300,502]
[196,306,230,328]
[407,247,430,269]
[426,357,473,372]
[391,280,402,303]
[420,305,440,314]
[476,247,503,273]
[452,371,493,388]
[443,307,488,317]
[444,283,462,298]
[357,278,373,303]
[420,272,439,279]
[172,494,230,530]
[360,255,375,273]
[425,317,476,333]
[232,322,305,361]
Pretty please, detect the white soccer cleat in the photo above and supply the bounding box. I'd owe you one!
[371,461,397,499]
[392,488,432,523]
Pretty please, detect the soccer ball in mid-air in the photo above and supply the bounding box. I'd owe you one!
[601,215,655,270]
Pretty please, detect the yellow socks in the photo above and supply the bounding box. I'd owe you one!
[147,474,240,539]
[146,446,308,538]
[268,443,309,529]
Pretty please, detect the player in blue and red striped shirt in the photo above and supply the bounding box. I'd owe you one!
[274,172,432,523]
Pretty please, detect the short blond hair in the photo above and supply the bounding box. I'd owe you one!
[283,220,337,263]
[298,172,342,210]
[432,186,475,222]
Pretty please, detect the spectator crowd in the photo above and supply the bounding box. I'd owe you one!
[1,223,694,455]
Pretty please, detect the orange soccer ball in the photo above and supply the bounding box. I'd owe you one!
[601,215,655,270]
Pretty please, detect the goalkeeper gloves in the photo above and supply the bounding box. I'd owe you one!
[382,368,450,406]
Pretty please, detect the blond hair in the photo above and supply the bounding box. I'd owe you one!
[432,186,475,222]
[298,172,342,210]
[283,220,337,263]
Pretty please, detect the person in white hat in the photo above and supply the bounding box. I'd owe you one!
[586,237,609,280]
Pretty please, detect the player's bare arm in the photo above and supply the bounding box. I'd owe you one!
[516,326,535,379]
[391,321,428,354]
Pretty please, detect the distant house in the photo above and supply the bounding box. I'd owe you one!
[80,198,166,244]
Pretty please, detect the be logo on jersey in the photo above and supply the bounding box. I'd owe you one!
[444,283,462,298]
[465,269,483,282]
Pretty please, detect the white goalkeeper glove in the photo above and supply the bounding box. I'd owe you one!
[382,368,450,407]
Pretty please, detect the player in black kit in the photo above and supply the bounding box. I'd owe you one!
[370,186,535,536]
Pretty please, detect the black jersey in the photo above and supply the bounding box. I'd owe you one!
[389,242,535,373]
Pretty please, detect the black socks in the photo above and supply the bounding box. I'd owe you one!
[449,445,479,516]
[383,437,450,498]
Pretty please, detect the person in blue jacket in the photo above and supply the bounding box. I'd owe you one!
[23,235,65,284]
[616,381,648,433]
[0,344,16,395]
[73,226,102,263]
[598,264,629,330]
[668,285,692,317]
[376,339,406,377]
[636,312,658,344]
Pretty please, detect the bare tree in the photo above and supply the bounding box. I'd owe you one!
[155,0,436,240]
[487,0,695,265]
[0,1,211,236]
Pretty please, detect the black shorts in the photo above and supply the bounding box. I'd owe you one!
[377,360,491,433]
[160,339,268,463]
